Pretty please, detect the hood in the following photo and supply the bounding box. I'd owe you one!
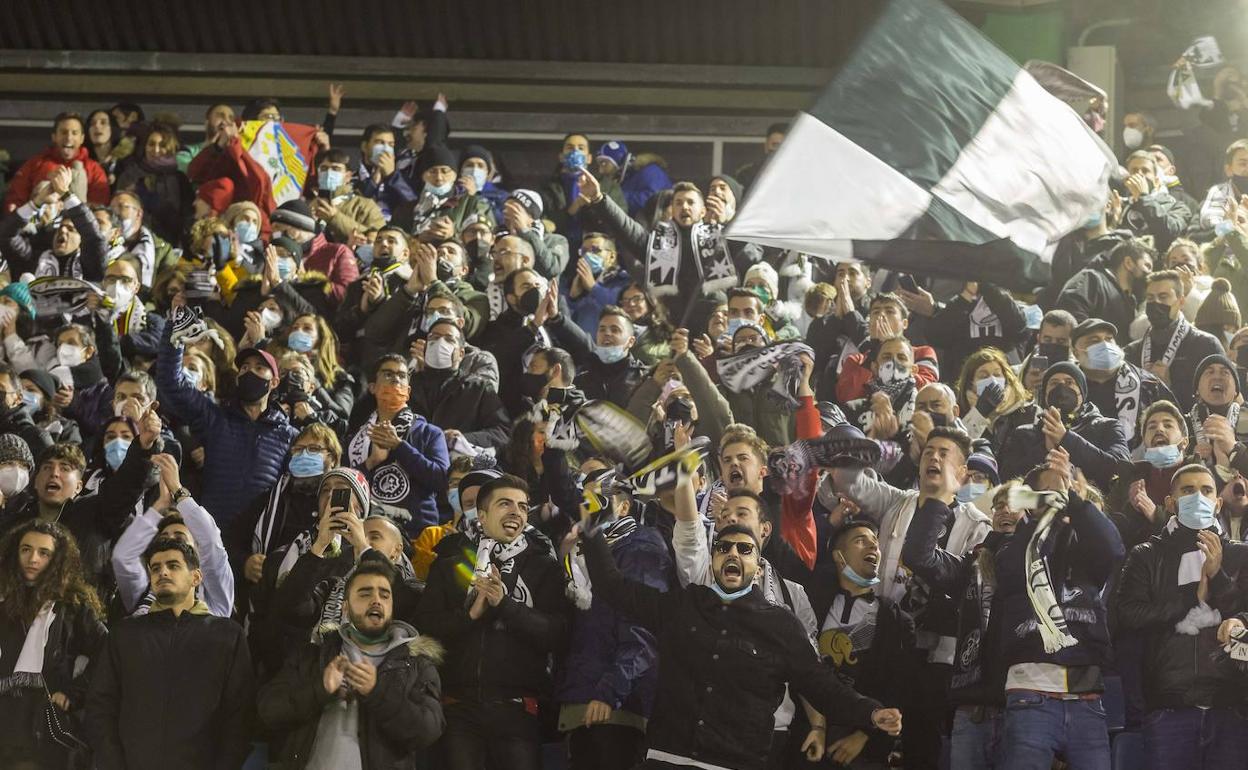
[324,619,446,663]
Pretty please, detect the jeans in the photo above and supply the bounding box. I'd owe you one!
[567,723,645,770]
[1142,706,1248,770]
[1000,691,1110,770]
[439,699,541,770]
[950,706,1003,769]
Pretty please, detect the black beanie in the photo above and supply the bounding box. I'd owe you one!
[417,144,459,177]
[711,174,744,204]
[271,199,316,233]
[20,368,57,401]
[460,144,494,172]
[1041,361,1088,406]
[1194,353,1241,396]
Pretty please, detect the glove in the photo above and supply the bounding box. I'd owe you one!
[976,382,1005,416]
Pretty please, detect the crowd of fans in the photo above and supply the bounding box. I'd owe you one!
[0,79,1248,770]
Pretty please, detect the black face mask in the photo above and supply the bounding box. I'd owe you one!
[517,287,542,316]
[1145,301,1175,330]
[1131,273,1149,300]
[520,372,550,401]
[236,371,271,404]
[436,258,456,282]
[1036,342,1070,362]
[1047,384,1080,416]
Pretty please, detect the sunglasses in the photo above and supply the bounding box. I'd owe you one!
[713,540,756,556]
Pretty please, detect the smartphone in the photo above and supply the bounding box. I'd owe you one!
[330,488,351,513]
[1031,355,1050,372]
[897,274,919,293]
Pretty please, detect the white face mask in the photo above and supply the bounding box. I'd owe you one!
[260,308,283,332]
[424,337,457,370]
[105,281,134,308]
[1123,126,1144,149]
[0,466,29,498]
[56,343,85,368]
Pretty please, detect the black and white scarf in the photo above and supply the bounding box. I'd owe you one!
[466,533,532,608]
[1114,365,1144,445]
[0,602,55,696]
[1009,485,1078,654]
[1165,516,1226,635]
[644,220,735,298]
[565,517,638,610]
[1142,316,1191,369]
[347,409,415,468]
[312,549,417,641]
[718,342,814,396]
[968,296,1003,339]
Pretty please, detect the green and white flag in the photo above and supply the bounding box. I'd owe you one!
[728,0,1114,290]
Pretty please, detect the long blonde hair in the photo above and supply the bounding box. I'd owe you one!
[267,314,343,386]
[955,347,1031,417]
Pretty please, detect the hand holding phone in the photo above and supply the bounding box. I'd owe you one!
[897,274,919,293]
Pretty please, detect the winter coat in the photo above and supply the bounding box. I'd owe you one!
[258,624,445,769]
[545,311,648,408]
[390,192,495,239]
[408,368,510,451]
[346,409,448,533]
[581,531,881,770]
[299,232,359,307]
[540,169,626,241]
[725,382,793,450]
[415,528,570,702]
[186,137,275,215]
[999,400,1130,491]
[621,159,673,216]
[85,606,254,770]
[1083,363,1176,452]
[1113,523,1248,709]
[568,267,631,336]
[627,350,734,454]
[834,344,940,405]
[0,193,109,281]
[223,272,336,343]
[356,166,418,222]
[1124,323,1225,411]
[1054,263,1137,335]
[514,226,571,281]
[1120,189,1191,253]
[993,492,1125,673]
[3,145,109,212]
[926,284,1028,378]
[155,328,298,526]
[323,192,386,245]
[555,527,670,717]
[115,161,193,244]
[335,266,411,369]
[481,308,546,418]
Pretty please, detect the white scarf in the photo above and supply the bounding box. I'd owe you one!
[1009,485,1078,654]
[0,601,56,695]
[1113,365,1144,444]
[644,220,734,297]
[1142,316,1191,369]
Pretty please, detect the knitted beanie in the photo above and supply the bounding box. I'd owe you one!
[1195,278,1242,330]
[0,434,34,471]
[0,281,35,319]
[319,467,371,513]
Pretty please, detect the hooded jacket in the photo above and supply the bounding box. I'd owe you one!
[1054,261,1138,336]
[1113,520,1248,709]
[299,232,359,307]
[258,621,445,769]
[3,145,109,212]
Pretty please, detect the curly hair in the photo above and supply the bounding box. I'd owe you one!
[0,520,103,625]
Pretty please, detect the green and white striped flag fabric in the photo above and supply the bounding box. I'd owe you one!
[727,0,1115,290]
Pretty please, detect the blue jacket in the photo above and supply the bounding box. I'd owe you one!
[348,410,449,534]
[567,268,631,337]
[355,166,418,222]
[155,329,297,526]
[622,162,673,216]
[555,526,671,716]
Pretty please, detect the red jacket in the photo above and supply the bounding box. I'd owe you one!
[301,233,358,306]
[187,137,275,214]
[779,395,822,571]
[4,145,109,212]
[835,344,939,404]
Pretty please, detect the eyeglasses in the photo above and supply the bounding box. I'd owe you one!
[376,370,407,385]
[713,540,756,556]
[619,295,646,307]
[294,444,330,455]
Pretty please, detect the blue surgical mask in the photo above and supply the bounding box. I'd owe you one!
[462,506,478,523]
[465,167,487,190]
[957,482,988,503]
[276,258,297,281]
[182,367,202,388]
[448,488,462,514]
[1083,211,1103,229]
[1176,492,1217,530]
[21,391,40,412]
[1143,444,1182,469]
[426,181,453,197]
[104,438,131,471]
[840,559,881,588]
[724,317,745,338]
[288,450,326,478]
[287,329,315,353]
[355,244,374,267]
[975,376,1005,396]
[234,220,259,244]
[710,581,753,602]
[583,250,605,275]
[595,344,628,364]
[1085,340,1123,371]
[370,143,392,164]
[318,169,344,192]
[421,310,455,333]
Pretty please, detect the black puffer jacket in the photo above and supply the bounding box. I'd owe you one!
[258,623,445,769]
[999,400,1129,490]
[1113,523,1248,709]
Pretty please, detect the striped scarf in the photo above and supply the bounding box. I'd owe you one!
[1009,485,1078,654]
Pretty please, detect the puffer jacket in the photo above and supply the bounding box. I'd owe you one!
[1113,522,1248,709]
[555,526,671,717]
[258,623,445,769]
[999,400,1129,491]
[155,328,298,527]
[993,492,1125,674]
[299,232,359,307]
